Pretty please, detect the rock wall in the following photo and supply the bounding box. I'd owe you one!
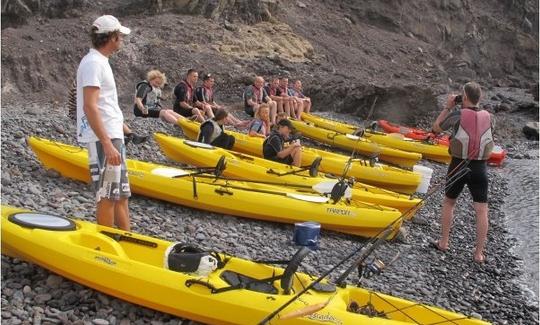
[1,0,538,122]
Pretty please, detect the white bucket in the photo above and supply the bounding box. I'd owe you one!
[413,165,433,194]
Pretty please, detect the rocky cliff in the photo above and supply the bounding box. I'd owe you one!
[1,0,538,123]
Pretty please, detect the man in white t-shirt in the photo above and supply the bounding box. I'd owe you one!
[76,15,132,230]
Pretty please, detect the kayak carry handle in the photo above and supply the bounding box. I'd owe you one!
[101,231,158,248]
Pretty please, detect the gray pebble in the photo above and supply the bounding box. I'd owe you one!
[33,293,52,304]
[46,275,63,288]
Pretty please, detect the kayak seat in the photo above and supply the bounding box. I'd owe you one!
[220,270,278,294]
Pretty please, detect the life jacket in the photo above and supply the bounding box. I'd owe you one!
[253,85,264,104]
[266,85,277,96]
[243,85,265,106]
[248,118,268,135]
[290,88,304,98]
[197,119,223,144]
[135,80,161,110]
[263,131,284,159]
[201,86,213,103]
[67,79,77,120]
[449,108,494,160]
[180,80,194,103]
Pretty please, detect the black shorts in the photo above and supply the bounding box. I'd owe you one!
[445,157,488,203]
[134,106,161,118]
[269,155,294,165]
[245,105,255,117]
[173,105,195,118]
[211,133,235,150]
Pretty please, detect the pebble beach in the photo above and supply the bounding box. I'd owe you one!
[1,97,538,324]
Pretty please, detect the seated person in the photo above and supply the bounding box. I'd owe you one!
[197,108,235,149]
[278,77,302,119]
[195,73,248,127]
[248,103,271,138]
[173,69,214,122]
[134,70,182,124]
[243,76,277,121]
[263,119,302,167]
[290,79,311,116]
[264,78,288,124]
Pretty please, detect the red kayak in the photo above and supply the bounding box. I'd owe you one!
[377,120,506,166]
[377,120,450,145]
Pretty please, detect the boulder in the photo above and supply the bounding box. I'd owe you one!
[522,121,539,140]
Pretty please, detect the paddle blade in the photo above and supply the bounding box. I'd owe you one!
[279,302,328,320]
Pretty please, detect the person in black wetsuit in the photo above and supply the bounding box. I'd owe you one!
[263,119,302,167]
[431,81,494,264]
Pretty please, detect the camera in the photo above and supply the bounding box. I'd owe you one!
[454,95,462,105]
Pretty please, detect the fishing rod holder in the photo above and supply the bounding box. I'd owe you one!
[173,156,227,179]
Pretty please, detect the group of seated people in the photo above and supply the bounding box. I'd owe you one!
[243,76,311,124]
[197,109,302,168]
[132,68,310,167]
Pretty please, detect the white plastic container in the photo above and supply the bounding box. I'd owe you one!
[413,165,434,194]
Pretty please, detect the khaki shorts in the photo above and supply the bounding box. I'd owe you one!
[87,139,131,202]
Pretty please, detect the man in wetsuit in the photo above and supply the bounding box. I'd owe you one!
[431,81,494,264]
[263,119,302,167]
[173,69,214,122]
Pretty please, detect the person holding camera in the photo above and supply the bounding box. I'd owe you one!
[431,81,494,264]
[263,119,302,166]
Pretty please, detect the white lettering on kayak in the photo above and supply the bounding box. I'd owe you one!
[306,312,343,325]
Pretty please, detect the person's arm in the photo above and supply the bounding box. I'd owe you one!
[248,120,265,138]
[244,88,258,107]
[262,89,273,104]
[432,95,457,133]
[199,123,214,144]
[83,86,121,165]
[134,97,146,113]
[134,83,150,114]
[276,141,301,158]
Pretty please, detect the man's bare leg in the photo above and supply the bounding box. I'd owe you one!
[96,198,116,228]
[114,198,131,231]
[438,196,457,250]
[473,202,489,262]
[291,147,302,167]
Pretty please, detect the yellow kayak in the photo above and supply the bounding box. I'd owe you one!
[28,137,402,238]
[289,119,423,167]
[154,133,422,216]
[301,113,451,163]
[177,118,422,194]
[2,205,490,325]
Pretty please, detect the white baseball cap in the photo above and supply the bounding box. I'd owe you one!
[92,15,131,35]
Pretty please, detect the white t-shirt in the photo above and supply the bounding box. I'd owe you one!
[76,48,124,143]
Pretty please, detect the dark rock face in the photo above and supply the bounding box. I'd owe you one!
[1,0,538,120]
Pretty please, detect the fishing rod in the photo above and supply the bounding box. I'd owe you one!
[325,96,382,203]
[258,155,474,324]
